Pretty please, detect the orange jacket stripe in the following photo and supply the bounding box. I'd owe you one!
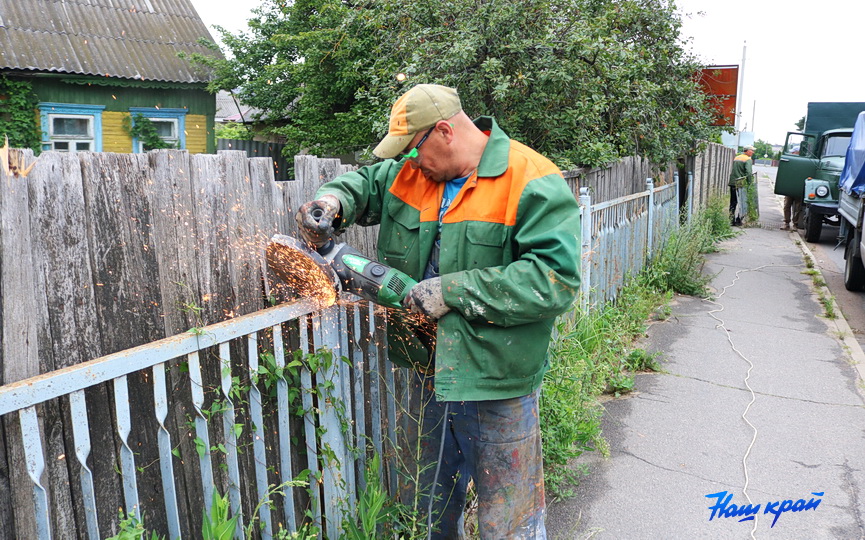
[387,139,561,227]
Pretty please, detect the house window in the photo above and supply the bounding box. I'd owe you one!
[38,103,105,152]
[129,107,187,153]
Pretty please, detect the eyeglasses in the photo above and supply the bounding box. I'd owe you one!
[402,126,435,162]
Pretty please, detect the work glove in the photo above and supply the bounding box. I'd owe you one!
[403,277,450,320]
[296,194,341,248]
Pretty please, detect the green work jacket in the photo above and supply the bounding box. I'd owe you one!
[317,117,581,401]
[729,153,754,187]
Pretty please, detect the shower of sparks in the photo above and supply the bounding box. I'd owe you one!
[266,237,337,307]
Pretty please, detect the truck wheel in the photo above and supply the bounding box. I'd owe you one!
[844,237,865,291]
[804,207,822,242]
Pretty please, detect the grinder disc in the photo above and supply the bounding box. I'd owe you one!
[266,234,339,305]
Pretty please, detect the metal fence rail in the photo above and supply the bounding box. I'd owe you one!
[0,298,395,540]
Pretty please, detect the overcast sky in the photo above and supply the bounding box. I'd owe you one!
[675,0,865,145]
[190,0,865,146]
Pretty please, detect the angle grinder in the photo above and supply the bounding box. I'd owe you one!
[266,234,418,310]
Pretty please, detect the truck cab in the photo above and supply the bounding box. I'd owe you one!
[774,129,851,241]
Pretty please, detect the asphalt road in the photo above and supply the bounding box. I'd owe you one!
[757,164,865,351]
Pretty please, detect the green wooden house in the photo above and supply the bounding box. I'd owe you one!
[0,0,222,154]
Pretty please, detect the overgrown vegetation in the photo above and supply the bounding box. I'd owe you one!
[215,121,254,141]
[105,510,163,540]
[745,179,760,224]
[541,196,733,497]
[124,114,177,151]
[643,196,734,296]
[186,0,722,168]
[0,75,42,152]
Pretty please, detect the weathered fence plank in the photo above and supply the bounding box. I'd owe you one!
[80,151,166,536]
[28,151,106,538]
[1,149,41,540]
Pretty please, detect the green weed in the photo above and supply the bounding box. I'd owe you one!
[342,454,399,539]
[202,490,238,540]
[543,277,666,497]
[701,195,737,244]
[820,293,837,319]
[625,349,661,372]
[745,180,759,223]
[105,510,163,540]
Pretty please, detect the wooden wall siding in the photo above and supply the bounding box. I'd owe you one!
[28,79,216,116]
[0,149,286,538]
[185,114,208,154]
[101,112,209,154]
[0,144,733,539]
[102,111,134,153]
[690,142,734,213]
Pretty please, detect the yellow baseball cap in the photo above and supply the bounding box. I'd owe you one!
[373,84,463,159]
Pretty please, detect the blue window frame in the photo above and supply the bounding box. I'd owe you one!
[38,103,105,153]
[129,107,188,153]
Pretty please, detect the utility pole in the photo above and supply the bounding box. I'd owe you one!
[752,100,757,136]
[735,41,747,149]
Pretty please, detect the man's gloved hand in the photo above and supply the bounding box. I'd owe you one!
[403,277,450,320]
[295,194,341,247]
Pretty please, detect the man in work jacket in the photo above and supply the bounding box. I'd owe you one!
[296,84,581,539]
[729,145,755,226]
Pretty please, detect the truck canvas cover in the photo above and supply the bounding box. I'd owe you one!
[840,112,865,196]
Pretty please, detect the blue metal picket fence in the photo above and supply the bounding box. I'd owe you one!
[0,298,399,540]
[579,176,681,310]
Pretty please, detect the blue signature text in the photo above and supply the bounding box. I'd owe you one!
[705,490,823,527]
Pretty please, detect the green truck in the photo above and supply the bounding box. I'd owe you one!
[774,102,865,242]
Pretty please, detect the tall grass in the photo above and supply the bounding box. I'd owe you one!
[541,195,732,498]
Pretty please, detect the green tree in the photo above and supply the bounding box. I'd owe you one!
[753,139,773,159]
[192,0,718,168]
[795,116,805,131]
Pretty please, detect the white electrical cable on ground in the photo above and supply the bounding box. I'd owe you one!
[703,263,798,539]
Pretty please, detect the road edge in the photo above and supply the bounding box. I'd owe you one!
[793,234,865,390]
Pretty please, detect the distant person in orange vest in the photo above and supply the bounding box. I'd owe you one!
[729,145,755,226]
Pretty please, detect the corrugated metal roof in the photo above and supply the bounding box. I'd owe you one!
[215,90,261,122]
[0,0,223,83]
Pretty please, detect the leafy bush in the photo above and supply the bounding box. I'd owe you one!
[216,121,254,140]
[124,114,178,151]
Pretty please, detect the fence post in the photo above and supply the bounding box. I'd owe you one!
[579,187,592,314]
[687,171,694,224]
[646,178,655,261]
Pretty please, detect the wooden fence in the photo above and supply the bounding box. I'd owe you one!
[0,143,731,539]
[217,139,291,182]
[0,149,380,539]
[689,142,735,213]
